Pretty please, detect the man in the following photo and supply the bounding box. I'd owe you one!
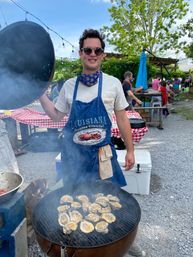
[40,29,134,184]
[40,28,145,257]
[122,71,143,109]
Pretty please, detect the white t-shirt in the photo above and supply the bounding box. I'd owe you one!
[55,72,128,121]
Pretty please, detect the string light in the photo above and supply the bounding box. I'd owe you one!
[8,0,77,52]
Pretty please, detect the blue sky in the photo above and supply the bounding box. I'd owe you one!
[0,0,192,68]
[0,0,113,58]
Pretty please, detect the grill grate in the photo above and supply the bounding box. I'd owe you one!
[32,180,141,248]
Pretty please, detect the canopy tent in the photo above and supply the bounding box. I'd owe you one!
[135,51,148,90]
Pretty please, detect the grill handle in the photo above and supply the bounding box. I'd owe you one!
[61,246,68,257]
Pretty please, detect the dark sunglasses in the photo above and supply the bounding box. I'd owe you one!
[81,47,104,56]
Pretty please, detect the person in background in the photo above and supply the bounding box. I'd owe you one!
[122,71,143,110]
[39,28,147,257]
[152,75,161,91]
[159,81,169,117]
[173,77,181,93]
[49,79,64,104]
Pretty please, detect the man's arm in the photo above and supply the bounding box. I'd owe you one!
[39,93,65,122]
[127,90,142,105]
[114,109,135,170]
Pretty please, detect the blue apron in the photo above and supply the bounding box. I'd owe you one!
[60,72,126,187]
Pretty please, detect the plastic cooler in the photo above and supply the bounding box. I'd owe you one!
[117,149,152,195]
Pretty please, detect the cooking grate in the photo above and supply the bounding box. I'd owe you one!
[32,180,141,248]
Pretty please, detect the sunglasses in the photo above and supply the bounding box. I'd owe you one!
[81,47,104,56]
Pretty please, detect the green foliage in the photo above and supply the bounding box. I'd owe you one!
[53,58,82,81]
[181,18,193,59]
[102,0,189,56]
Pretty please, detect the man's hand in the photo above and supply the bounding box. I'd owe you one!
[124,151,135,170]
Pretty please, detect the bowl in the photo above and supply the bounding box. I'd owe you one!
[0,172,24,204]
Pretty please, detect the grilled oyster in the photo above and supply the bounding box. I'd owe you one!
[82,201,91,212]
[80,220,94,233]
[88,203,102,213]
[94,193,104,198]
[109,201,122,210]
[58,213,70,226]
[57,205,70,213]
[107,194,120,202]
[95,221,109,233]
[63,221,78,234]
[86,213,100,223]
[95,196,109,207]
[76,195,89,203]
[99,206,111,213]
[71,201,82,209]
[101,213,116,223]
[60,195,73,204]
[69,210,83,223]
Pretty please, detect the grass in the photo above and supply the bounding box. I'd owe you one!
[173,92,193,120]
[175,107,193,120]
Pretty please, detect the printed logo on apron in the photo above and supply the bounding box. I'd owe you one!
[72,115,107,145]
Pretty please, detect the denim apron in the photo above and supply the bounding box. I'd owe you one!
[60,72,126,187]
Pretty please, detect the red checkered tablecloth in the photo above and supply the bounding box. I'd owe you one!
[0,108,148,143]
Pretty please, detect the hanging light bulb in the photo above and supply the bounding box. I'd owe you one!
[25,11,28,21]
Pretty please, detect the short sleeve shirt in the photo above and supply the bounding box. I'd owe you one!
[55,72,128,121]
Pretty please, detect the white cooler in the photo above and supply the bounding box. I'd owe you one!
[117,149,152,195]
[55,149,152,195]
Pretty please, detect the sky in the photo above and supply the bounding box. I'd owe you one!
[0,0,113,58]
[0,0,192,70]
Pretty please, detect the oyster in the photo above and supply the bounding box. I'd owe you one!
[95,196,109,207]
[80,220,94,233]
[95,221,109,233]
[57,205,70,213]
[101,213,116,223]
[86,213,100,223]
[58,213,70,226]
[81,201,91,212]
[88,203,102,213]
[109,201,122,210]
[63,221,78,234]
[69,210,83,223]
[107,194,120,202]
[76,195,89,203]
[99,206,111,213]
[60,195,73,204]
[71,201,82,209]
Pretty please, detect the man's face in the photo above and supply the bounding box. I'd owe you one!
[79,38,105,73]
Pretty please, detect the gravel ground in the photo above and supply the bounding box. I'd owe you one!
[17,101,193,257]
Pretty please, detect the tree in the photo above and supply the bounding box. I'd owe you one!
[102,0,189,56]
[181,18,193,60]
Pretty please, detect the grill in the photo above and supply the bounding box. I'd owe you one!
[32,180,141,248]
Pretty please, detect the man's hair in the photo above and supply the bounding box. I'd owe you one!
[79,29,105,50]
[124,71,133,79]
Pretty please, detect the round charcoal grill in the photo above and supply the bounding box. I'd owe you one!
[32,180,141,257]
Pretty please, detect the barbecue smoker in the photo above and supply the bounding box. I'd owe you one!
[32,180,141,257]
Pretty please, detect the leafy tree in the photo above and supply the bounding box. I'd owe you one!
[181,18,193,60]
[102,0,189,56]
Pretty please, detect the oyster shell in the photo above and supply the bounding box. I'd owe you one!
[88,203,102,213]
[60,195,73,204]
[69,210,83,223]
[109,201,122,210]
[80,220,94,233]
[58,213,70,226]
[71,201,82,209]
[57,205,70,213]
[107,194,120,202]
[101,213,116,223]
[76,195,89,202]
[95,221,109,233]
[95,196,109,207]
[86,213,100,223]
